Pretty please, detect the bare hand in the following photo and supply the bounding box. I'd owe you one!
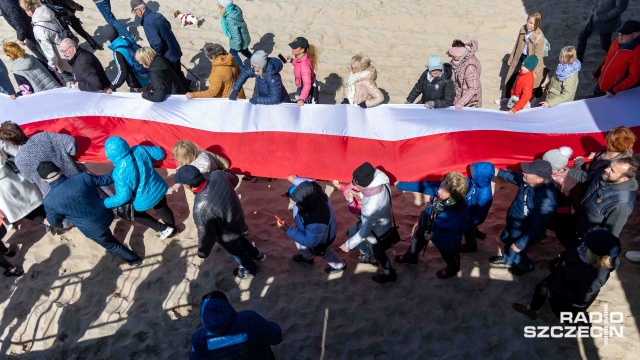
[287,174,297,183]
[297,99,304,106]
[454,103,463,110]
[508,110,515,115]
[587,152,596,160]
[276,219,289,231]
[103,88,112,94]
[507,59,512,66]
[66,81,75,88]
[43,218,50,225]
[9,94,16,100]
[339,243,349,253]
[540,101,549,108]
[285,56,291,62]
[423,103,432,109]
[332,179,340,188]
[605,91,614,98]
[185,92,193,99]
[510,243,521,253]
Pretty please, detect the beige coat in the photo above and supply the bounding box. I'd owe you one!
[342,67,384,107]
[506,26,546,88]
[545,72,579,107]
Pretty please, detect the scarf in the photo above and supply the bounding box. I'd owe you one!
[620,37,640,51]
[346,70,370,104]
[220,5,239,38]
[451,48,472,76]
[555,59,581,82]
[361,184,384,197]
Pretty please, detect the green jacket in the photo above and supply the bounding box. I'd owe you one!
[222,5,251,51]
[545,72,579,107]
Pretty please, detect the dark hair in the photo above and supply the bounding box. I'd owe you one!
[202,290,228,302]
[451,39,465,47]
[614,156,639,179]
[0,121,29,145]
[204,43,227,60]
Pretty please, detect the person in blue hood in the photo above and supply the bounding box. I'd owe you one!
[228,50,290,104]
[102,136,176,240]
[190,290,283,360]
[396,162,495,253]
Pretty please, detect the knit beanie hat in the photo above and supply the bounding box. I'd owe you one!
[584,230,621,258]
[543,146,573,171]
[352,162,376,187]
[218,0,233,7]
[522,55,539,71]
[427,55,443,71]
[103,24,119,43]
[251,50,268,68]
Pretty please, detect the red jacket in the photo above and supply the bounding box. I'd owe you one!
[291,54,316,101]
[594,38,640,95]
[510,69,534,113]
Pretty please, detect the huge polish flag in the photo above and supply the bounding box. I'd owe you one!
[2,87,639,182]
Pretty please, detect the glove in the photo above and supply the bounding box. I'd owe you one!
[573,157,586,168]
[228,90,238,101]
[341,98,349,104]
[358,101,367,109]
[425,101,435,109]
[249,97,257,104]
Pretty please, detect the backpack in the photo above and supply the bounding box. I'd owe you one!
[543,38,551,57]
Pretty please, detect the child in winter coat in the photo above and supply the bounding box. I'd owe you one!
[541,46,581,108]
[285,36,318,105]
[218,0,252,68]
[396,162,494,254]
[495,55,538,114]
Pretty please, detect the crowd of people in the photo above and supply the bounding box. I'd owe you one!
[1,0,640,358]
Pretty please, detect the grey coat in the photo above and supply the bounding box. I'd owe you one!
[588,0,629,34]
[11,55,60,92]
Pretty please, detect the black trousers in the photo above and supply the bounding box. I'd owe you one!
[133,196,175,232]
[0,225,15,270]
[66,15,99,48]
[23,205,47,224]
[504,54,526,98]
[576,24,612,62]
[439,250,460,274]
[168,60,191,91]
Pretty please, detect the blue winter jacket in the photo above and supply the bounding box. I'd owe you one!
[498,169,558,250]
[44,173,115,239]
[285,180,338,248]
[190,298,283,360]
[103,136,169,212]
[141,9,182,63]
[233,57,290,105]
[397,162,495,229]
[420,199,469,252]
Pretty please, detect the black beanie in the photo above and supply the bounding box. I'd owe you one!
[352,162,376,187]
[103,25,119,43]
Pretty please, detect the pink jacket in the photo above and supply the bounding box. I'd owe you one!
[292,54,316,101]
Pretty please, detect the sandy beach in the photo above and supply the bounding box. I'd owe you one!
[1,0,640,359]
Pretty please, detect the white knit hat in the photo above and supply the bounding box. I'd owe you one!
[218,0,233,7]
[251,50,268,68]
[543,146,573,171]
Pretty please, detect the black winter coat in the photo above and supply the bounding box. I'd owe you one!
[41,0,83,17]
[68,47,111,92]
[142,55,185,102]
[0,0,35,42]
[406,63,455,108]
[193,171,246,258]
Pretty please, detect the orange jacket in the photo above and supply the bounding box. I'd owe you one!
[594,38,640,95]
[510,69,534,113]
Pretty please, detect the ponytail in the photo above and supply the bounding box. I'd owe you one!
[306,45,319,70]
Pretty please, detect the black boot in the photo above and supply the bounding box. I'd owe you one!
[394,253,418,264]
[372,269,397,284]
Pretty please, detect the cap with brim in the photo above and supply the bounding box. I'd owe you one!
[521,159,552,179]
[37,161,60,180]
[130,0,145,12]
[174,165,204,187]
[618,20,640,35]
[288,37,309,49]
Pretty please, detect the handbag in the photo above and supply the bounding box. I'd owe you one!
[371,186,401,251]
[116,153,139,221]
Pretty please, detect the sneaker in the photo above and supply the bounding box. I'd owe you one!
[233,267,255,279]
[292,254,314,265]
[625,250,640,263]
[254,252,267,262]
[3,266,24,277]
[513,303,538,320]
[436,268,457,279]
[129,259,143,267]
[358,255,379,266]
[494,98,508,105]
[159,226,176,240]
[489,255,506,265]
[508,265,534,275]
[372,269,397,284]
[394,254,418,265]
[324,265,346,274]
[1,249,15,258]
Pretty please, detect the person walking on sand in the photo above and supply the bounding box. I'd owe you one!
[217,0,252,69]
[175,165,265,279]
[503,11,546,98]
[576,0,629,62]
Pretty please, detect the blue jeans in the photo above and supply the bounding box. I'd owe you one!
[218,235,260,275]
[501,230,534,271]
[91,229,141,264]
[348,221,373,258]
[229,48,252,69]
[95,0,134,40]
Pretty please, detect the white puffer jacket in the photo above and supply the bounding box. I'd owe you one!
[0,148,43,223]
[345,169,392,249]
[31,5,72,72]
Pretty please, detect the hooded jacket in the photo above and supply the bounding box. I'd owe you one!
[44,173,114,239]
[342,67,384,107]
[221,4,251,51]
[291,53,316,101]
[30,5,72,72]
[67,47,111,92]
[190,297,282,360]
[0,0,36,42]
[570,167,637,237]
[406,63,455,108]
[11,55,60,92]
[108,36,148,90]
[142,55,186,102]
[593,37,640,95]
[286,181,337,248]
[192,170,246,258]
[140,9,182,63]
[345,169,392,249]
[191,54,246,99]
[510,69,535,113]
[497,169,558,251]
[420,198,469,252]
[103,136,168,212]
[588,0,629,34]
[397,162,495,229]
[452,40,483,108]
[233,57,289,104]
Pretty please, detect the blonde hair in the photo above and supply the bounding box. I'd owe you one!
[135,47,156,68]
[586,248,613,269]
[351,54,373,71]
[559,46,577,64]
[173,140,201,167]
[528,11,542,31]
[20,0,40,12]
[3,42,26,60]
[305,44,319,70]
[444,171,469,201]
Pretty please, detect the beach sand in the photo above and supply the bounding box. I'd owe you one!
[1,1,640,358]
